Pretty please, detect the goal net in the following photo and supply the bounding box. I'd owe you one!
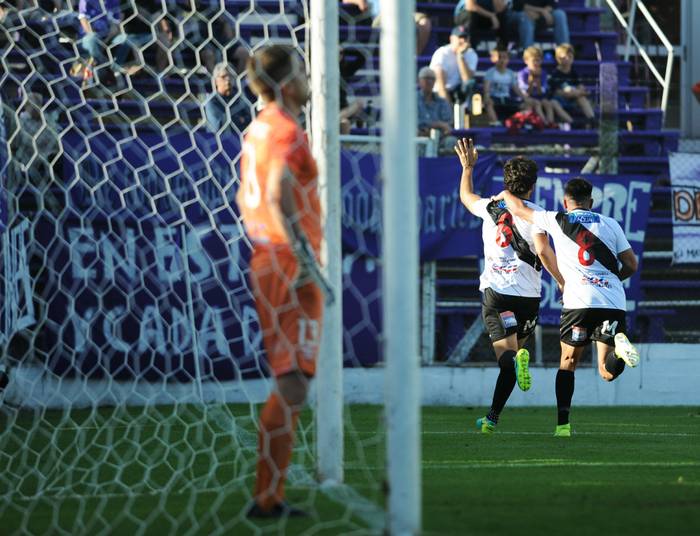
[0,1,393,533]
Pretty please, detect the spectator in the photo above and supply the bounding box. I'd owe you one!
[74,0,121,86]
[453,0,517,49]
[548,43,595,129]
[204,62,251,135]
[517,45,573,127]
[342,0,432,55]
[512,0,570,50]
[339,46,365,134]
[416,66,456,154]
[483,45,535,126]
[429,25,478,106]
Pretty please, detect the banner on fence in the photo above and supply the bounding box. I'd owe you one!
[669,152,700,263]
[9,130,653,375]
[341,150,497,260]
[7,133,492,378]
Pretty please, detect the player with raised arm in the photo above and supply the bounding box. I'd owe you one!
[499,177,640,437]
[456,139,564,434]
[236,45,332,518]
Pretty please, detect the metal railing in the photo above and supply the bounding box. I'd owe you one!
[604,0,674,125]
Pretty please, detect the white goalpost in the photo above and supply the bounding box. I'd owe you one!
[381,1,421,534]
[310,0,344,485]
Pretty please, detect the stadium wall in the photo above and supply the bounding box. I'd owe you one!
[6,344,699,408]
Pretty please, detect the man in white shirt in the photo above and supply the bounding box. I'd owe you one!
[500,178,640,437]
[456,138,563,434]
[429,26,479,106]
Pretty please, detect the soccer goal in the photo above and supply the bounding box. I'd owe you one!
[0,0,419,533]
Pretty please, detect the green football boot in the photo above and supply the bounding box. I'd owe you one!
[476,416,496,434]
[515,349,532,391]
[554,423,571,437]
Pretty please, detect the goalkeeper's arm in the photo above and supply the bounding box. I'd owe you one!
[270,165,335,305]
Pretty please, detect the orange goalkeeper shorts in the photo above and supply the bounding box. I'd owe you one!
[249,245,324,378]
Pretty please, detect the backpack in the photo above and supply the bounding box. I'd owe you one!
[504,110,546,134]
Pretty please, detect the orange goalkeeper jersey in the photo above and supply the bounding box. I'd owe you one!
[237,103,321,255]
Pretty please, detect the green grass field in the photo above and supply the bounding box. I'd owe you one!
[1,405,699,535]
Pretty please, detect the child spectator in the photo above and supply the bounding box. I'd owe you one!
[518,45,571,128]
[483,45,535,126]
[549,43,595,129]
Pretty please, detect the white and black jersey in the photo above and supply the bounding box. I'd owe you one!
[472,198,546,298]
[532,208,632,311]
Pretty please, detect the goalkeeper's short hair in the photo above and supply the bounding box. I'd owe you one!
[246,45,299,101]
[503,156,538,197]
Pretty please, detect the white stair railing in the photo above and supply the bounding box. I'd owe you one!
[604,0,674,125]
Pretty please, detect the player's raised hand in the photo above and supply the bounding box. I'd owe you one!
[455,138,478,169]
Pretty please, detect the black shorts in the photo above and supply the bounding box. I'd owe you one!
[481,288,540,342]
[560,308,627,347]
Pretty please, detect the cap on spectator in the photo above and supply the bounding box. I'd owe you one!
[418,67,436,79]
[451,25,469,39]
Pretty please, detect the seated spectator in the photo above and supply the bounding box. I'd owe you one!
[429,25,478,106]
[416,67,456,154]
[512,0,570,50]
[483,45,535,126]
[453,0,517,49]
[204,62,251,135]
[548,43,595,129]
[342,0,432,55]
[517,46,572,127]
[339,46,366,134]
[74,0,121,87]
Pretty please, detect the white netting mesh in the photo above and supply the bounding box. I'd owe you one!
[0,1,386,533]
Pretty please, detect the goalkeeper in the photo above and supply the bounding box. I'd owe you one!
[236,44,331,518]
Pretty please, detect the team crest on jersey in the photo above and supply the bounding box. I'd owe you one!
[499,310,517,329]
[571,326,587,342]
[567,212,600,223]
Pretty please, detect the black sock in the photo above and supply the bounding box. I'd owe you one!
[604,349,625,379]
[486,350,517,424]
[555,369,575,426]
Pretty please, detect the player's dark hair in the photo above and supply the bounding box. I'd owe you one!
[503,156,538,196]
[246,45,295,101]
[564,177,593,204]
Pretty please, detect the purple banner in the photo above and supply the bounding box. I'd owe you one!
[341,151,497,260]
[12,124,650,375]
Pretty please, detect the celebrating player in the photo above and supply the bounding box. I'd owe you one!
[499,177,640,437]
[236,45,330,518]
[456,139,564,434]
